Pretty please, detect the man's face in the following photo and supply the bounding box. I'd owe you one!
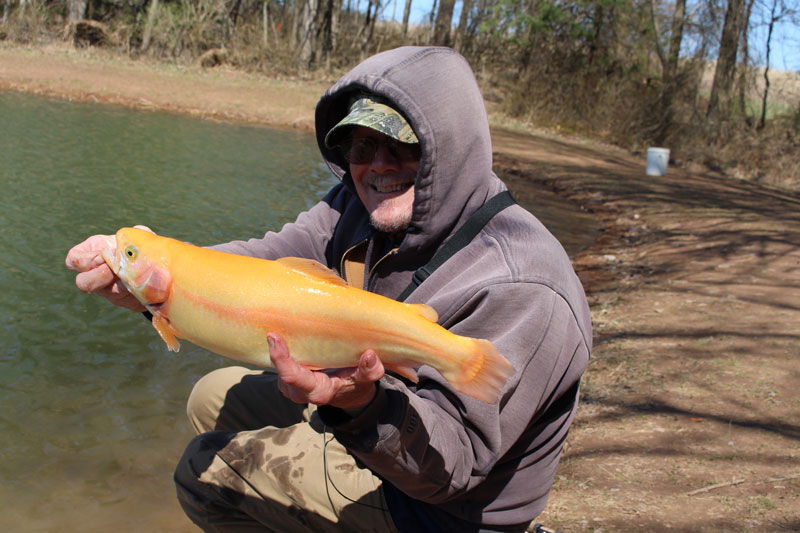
[347,126,420,234]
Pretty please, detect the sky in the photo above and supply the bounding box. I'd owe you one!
[377,0,800,73]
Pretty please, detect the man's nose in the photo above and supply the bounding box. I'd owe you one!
[370,143,401,171]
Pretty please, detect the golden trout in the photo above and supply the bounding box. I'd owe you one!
[103,227,514,403]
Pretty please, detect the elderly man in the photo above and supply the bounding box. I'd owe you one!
[66,46,591,532]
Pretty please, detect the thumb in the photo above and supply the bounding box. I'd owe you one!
[355,350,384,383]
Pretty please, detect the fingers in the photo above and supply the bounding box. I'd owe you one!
[95,282,147,311]
[268,333,383,410]
[65,234,116,272]
[74,263,116,294]
[67,231,146,310]
[268,334,326,403]
[268,334,305,385]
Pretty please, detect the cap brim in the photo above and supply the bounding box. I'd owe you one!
[324,99,418,149]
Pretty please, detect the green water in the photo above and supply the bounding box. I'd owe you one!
[0,91,597,531]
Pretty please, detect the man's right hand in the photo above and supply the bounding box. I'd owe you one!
[65,228,149,312]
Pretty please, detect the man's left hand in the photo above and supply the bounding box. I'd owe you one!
[268,333,384,411]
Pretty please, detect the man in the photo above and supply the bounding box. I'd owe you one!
[66,47,591,532]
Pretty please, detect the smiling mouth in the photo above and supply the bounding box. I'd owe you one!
[371,181,413,194]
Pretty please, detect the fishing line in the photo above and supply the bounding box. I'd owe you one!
[322,425,388,512]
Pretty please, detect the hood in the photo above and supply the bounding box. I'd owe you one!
[315,47,506,256]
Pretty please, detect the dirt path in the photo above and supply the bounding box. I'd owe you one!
[3,44,798,531]
[495,139,800,531]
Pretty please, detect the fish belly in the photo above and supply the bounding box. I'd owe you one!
[164,279,465,375]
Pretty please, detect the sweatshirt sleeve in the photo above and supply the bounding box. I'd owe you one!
[318,281,590,504]
[208,183,349,263]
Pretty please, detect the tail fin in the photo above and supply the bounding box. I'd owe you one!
[448,339,514,404]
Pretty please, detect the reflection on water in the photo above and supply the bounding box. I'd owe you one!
[0,90,597,531]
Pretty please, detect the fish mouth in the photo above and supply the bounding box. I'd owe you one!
[102,247,121,275]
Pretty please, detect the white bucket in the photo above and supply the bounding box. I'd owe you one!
[645,147,670,176]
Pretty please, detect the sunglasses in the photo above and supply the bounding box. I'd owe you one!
[342,136,421,165]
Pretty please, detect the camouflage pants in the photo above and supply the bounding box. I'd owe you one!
[174,366,398,532]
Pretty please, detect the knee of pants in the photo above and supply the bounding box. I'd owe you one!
[174,430,233,496]
[187,366,252,434]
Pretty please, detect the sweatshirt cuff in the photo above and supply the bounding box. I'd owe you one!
[318,383,387,432]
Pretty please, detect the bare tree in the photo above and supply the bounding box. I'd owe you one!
[737,0,756,121]
[401,0,413,40]
[428,0,437,41]
[433,0,455,46]
[69,0,88,22]
[757,0,797,129]
[298,0,319,67]
[707,0,748,124]
[319,0,342,67]
[453,0,472,52]
[2,0,11,25]
[651,0,689,144]
[140,0,159,53]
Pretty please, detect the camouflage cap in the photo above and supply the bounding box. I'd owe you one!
[324,95,418,149]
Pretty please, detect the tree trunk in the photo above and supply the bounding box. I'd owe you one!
[453,0,471,52]
[433,0,455,46]
[319,0,340,67]
[291,0,303,51]
[758,0,778,130]
[428,0,437,42]
[735,0,754,121]
[268,0,269,48]
[140,0,159,53]
[2,0,11,25]
[401,0,412,40]
[666,0,686,79]
[360,0,378,56]
[298,0,319,67]
[707,0,747,124]
[652,0,687,145]
[68,0,88,22]
[229,0,243,25]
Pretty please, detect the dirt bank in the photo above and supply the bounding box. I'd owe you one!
[3,44,798,531]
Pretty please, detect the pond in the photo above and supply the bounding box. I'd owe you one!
[0,90,598,531]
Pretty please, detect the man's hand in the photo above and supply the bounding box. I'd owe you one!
[268,333,384,411]
[65,226,152,312]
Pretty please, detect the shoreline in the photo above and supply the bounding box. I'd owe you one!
[5,43,798,531]
[0,44,330,132]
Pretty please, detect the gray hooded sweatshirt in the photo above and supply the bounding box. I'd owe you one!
[215,47,592,532]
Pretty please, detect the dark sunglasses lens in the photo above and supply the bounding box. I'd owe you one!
[347,138,377,164]
[344,137,420,164]
[399,143,421,161]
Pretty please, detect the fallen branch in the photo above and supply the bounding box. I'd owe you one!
[687,478,745,496]
[764,473,800,483]
[687,472,800,496]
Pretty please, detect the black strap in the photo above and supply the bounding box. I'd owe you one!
[396,190,516,302]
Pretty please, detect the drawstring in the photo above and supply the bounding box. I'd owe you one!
[322,425,388,512]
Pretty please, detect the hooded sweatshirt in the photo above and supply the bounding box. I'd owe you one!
[214,47,592,531]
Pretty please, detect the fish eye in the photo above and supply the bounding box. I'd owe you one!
[124,245,138,259]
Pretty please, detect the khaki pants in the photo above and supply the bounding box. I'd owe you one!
[174,366,398,532]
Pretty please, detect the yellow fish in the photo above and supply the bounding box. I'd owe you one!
[103,227,514,403]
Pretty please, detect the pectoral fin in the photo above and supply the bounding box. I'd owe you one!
[386,362,420,383]
[152,314,181,352]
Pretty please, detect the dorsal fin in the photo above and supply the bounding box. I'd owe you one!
[405,303,438,322]
[277,257,348,287]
